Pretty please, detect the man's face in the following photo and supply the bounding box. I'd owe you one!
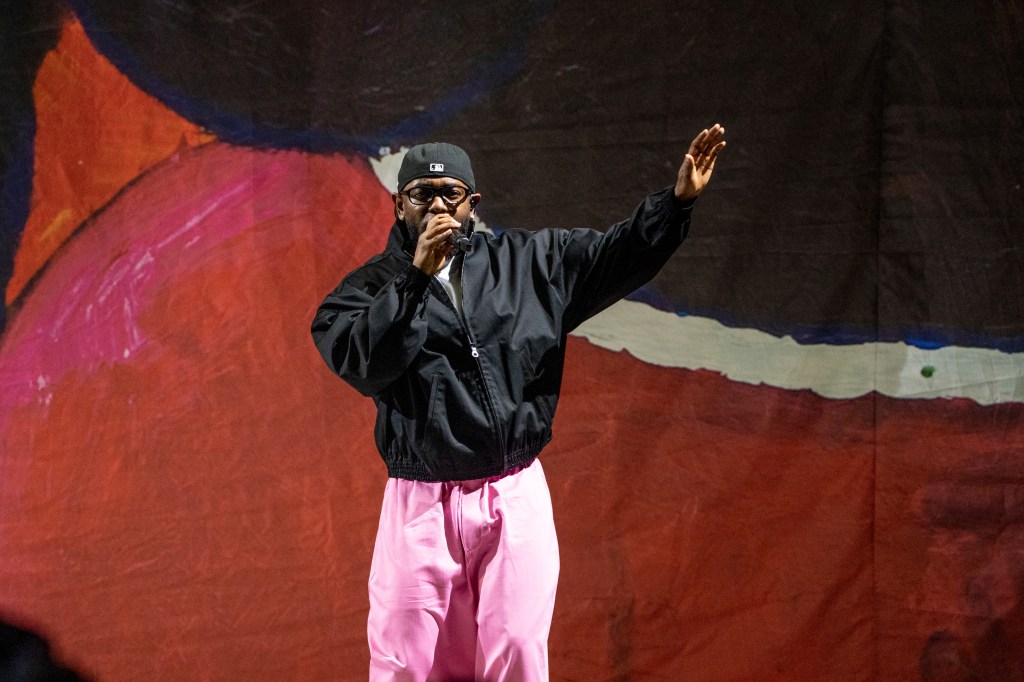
[392,176,480,236]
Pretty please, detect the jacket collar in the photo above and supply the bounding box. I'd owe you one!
[386,220,417,260]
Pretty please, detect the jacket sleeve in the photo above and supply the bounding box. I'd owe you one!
[557,186,696,331]
[311,261,432,397]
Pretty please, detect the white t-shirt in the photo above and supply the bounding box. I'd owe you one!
[434,256,464,321]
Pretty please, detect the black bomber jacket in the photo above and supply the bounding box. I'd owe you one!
[311,187,694,481]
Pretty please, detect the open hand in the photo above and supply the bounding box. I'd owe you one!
[675,124,726,202]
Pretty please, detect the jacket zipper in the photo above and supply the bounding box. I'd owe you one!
[427,258,506,464]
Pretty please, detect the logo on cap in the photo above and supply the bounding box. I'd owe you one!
[429,163,444,172]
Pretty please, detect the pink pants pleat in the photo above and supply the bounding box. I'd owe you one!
[368,458,559,682]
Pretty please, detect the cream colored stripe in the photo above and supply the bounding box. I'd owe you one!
[574,299,1024,405]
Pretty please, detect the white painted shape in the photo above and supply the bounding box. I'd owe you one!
[575,299,1024,405]
[369,148,405,193]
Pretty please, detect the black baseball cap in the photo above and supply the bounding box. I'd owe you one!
[397,142,475,191]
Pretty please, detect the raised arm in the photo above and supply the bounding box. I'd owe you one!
[559,123,727,329]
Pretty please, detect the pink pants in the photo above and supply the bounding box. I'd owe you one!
[368,458,560,681]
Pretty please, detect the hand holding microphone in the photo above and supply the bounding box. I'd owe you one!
[413,213,465,274]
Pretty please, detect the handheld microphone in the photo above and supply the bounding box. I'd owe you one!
[451,232,472,252]
[450,216,475,253]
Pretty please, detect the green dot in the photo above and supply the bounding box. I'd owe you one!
[921,365,935,378]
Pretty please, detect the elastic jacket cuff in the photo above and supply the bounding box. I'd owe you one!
[664,187,698,221]
[394,262,432,298]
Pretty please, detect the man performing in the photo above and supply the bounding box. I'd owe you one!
[311,124,726,681]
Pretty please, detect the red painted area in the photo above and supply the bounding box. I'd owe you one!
[875,398,1024,681]
[548,341,878,680]
[548,346,1024,680]
[9,18,212,304]
[1,143,393,680]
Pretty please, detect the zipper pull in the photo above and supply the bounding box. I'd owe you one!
[471,346,480,358]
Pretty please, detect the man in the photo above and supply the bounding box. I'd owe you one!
[312,124,726,680]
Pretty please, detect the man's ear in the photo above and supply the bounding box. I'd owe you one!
[469,193,481,209]
[391,192,405,221]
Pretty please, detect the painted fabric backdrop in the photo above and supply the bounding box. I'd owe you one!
[1,1,1023,680]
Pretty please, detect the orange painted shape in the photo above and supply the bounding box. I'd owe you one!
[8,18,215,304]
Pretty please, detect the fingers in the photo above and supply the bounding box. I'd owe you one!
[689,124,725,155]
[688,124,726,173]
[413,231,454,274]
[423,224,454,244]
[415,215,459,270]
[423,215,459,245]
[700,140,726,174]
[422,232,454,261]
